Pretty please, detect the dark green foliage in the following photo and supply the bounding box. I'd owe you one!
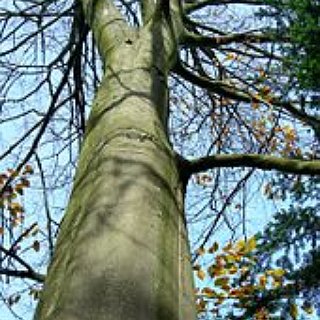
[261,0,320,92]
[257,195,320,319]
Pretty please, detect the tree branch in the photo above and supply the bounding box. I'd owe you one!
[184,0,264,14]
[174,61,320,138]
[80,0,132,60]
[0,268,45,283]
[0,246,45,283]
[184,154,320,177]
[174,60,251,100]
[181,31,288,47]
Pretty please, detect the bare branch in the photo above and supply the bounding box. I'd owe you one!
[174,60,251,100]
[0,267,45,283]
[181,31,288,47]
[174,61,320,138]
[185,154,320,177]
[184,0,265,14]
[0,246,44,283]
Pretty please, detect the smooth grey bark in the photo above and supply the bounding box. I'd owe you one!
[34,3,196,319]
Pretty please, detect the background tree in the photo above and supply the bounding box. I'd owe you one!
[0,0,319,319]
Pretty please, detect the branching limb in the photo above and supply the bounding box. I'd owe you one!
[174,60,251,100]
[181,31,289,47]
[80,0,132,60]
[0,246,45,283]
[35,154,55,258]
[183,0,265,14]
[174,61,320,138]
[183,154,320,178]
[0,267,45,283]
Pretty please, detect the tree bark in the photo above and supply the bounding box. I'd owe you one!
[34,19,196,320]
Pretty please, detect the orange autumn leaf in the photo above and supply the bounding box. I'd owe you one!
[196,269,206,280]
[260,86,272,96]
[193,264,201,271]
[254,307,270,320]
[196,298,207,313]
[214,277,229,287]
[23,164,34,174]
[259,274,267,287]
[252,101,260,109]
[8,202,24,214]
[196,246,205,256]
[202,287,216,298]
[20,177,30,187]
[208,242,219,253]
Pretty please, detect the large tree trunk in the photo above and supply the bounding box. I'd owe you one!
[34,21,196,320]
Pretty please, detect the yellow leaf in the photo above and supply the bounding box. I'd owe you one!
[7,169,18,178]
[224,254,236,264]
[260,86,271,96]
[240,266,250,276]
[252,101,260,109]
[23,164,34,174]
[208,242,219,253]
[245,236,257,252]
[215,295,226,305]
[258,69,267,78]
[214,277,229,287]
[267,268,285,279]
[197,269,206,280]
[208,265,226,277]
[259,274,267,287]
[223,242,232,252]
[289,303,298,320]
[216,255,226,267]
[221,284,231,292]
[226,53,236,61]
[229,265,238,274]
[8,202,24,214]
[29,288,41,300]
[0,174,7,185]
[273,268,285,278]
[196,246,206,256]
[235,239,246,252]
[302,301,314,314]
[202,287,216,298]
[284,128,296,142]
[20,177,30,187]
[254,307,270,320]
[272,279,281,289]
[196,298,207,313]
[15,184,24,195]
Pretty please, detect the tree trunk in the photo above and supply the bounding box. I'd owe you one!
[34,25,196,320]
